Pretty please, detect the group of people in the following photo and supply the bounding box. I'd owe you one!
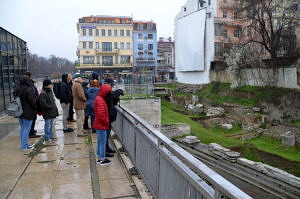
[14,71,122,165]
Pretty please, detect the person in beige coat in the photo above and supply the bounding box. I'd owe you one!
[72,74,87,137]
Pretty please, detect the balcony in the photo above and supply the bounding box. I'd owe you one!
[214,17,244,27]
[219,2,240,9]
[95,48,119,54]
[136,57,156,63]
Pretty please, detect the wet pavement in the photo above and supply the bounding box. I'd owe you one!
[0,98,137,199]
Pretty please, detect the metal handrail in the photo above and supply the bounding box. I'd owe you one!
[113,104,252,199]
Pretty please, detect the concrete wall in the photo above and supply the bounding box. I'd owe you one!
[210,67,300,89]
[120,98,161,130]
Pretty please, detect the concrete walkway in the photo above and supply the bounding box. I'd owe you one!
[0,102,138,199]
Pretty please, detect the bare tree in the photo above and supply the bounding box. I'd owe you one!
[239,0,299,59]
[27,51,75,77]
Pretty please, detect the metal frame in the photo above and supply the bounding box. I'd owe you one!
[112,105,252,199]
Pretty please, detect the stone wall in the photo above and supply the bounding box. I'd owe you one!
[210,67,300,89]
[120,98,161,130]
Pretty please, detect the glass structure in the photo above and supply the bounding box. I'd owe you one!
[0,27,27,112]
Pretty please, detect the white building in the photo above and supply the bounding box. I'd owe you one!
[174,0,216,84]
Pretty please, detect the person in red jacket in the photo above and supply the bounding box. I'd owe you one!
[93,84,112,165]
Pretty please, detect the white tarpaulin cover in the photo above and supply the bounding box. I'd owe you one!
[175,9,206,71]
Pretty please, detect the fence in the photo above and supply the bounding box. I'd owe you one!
[112,105,252,199]
[123,84,154,97]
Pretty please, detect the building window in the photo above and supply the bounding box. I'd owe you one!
[120,29,124,36]
[96,56,100,64]
[223,0,227,3]
[96,42,99,49]
[114,29,118,36]
[83,56,94,64]
[148,52,153,56]
[102,56,113,66]
[224,29,228,37]
[138,24,143,30]
[120,56,130,64]
[138,33,143,39]
[89,42,93,49]
[108,29,112,36]
[215,24,224,36]
[89,29,93,36]
[148,34,153,40]
[115,56,118,64]
[126,30,131,37]
[120,42,124,49]
[102,42,112,51]
[214,42,223,56]
[234,12,238,19]
[101,29,105,36]
[148,44,153,50]
[83,41,86,49]
[96,29,99,36]
[114,42,118,49]
[126,42,130,49]
[138,44,143,50]
[223,11,227,18]
[82,29,86,36]
[234,29,240,37]
[138,52,143,57]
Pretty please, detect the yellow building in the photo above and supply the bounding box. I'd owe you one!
[76,15,133,80]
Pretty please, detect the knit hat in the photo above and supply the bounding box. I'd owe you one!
[74,73,82,79]
[43,79,52,87]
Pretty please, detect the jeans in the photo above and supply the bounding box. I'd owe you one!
[96,130,107,160]
[61,103,70,130]
[19,119,33,150]
[44,119,54,141]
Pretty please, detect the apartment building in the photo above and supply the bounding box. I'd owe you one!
[157,37,175,82]
[133,21,157,76]
[214,0,246,61]
[76,15,133,81]
[0,27,27,112]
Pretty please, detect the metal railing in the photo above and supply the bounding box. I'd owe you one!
[112,105,252,199]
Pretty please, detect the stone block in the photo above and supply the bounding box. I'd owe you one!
[206,107,225,117]
[182,136,200,145]
[281,131,295,146]
[237,158,300,188]
[220,124,233,130]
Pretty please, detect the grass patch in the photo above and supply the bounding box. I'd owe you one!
[249,136,300,162]
[288,120,300,125]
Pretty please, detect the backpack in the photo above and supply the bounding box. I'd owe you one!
[7,97,23,117]
[53,82,61,99]
[7,87,29,117]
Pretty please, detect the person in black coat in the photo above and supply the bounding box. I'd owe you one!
[59,74,74,133]
[103,78,124,156]
[14,75,37,151]
[24,71,41,138]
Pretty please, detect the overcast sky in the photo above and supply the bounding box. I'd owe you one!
[0,0,186,61]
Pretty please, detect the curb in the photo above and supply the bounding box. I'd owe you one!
[112,134,153,199]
